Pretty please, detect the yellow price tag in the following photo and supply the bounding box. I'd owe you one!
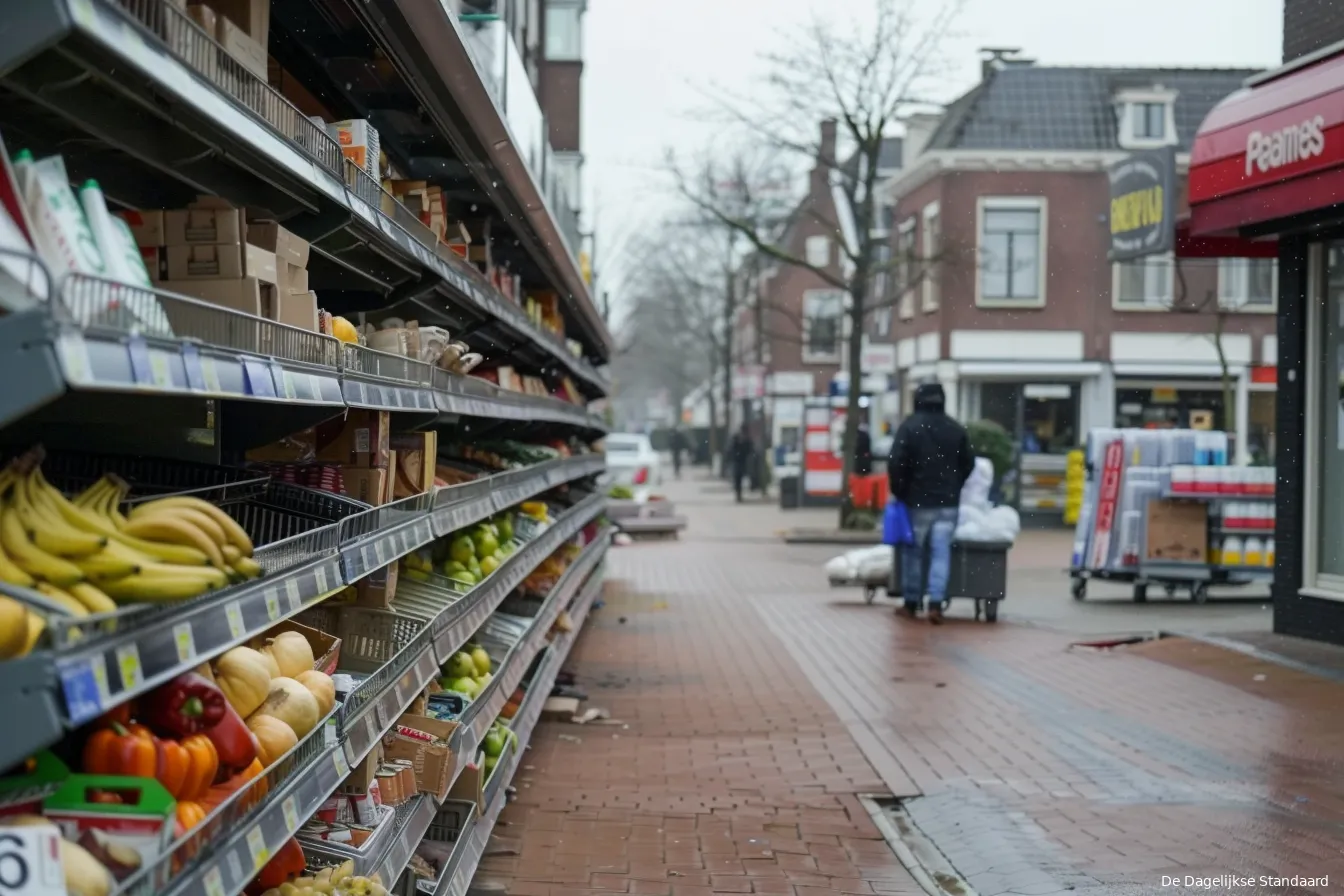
[149,352,173,388]
[314,566,329,594]
[333,747,350,778]
[225,602,245,639]
[245,826,269,871]
[202,357,222,392]
[172,622,195,664]
[203,867,226,896]
[281,797,299,833]
[264,589,281,621]
[115,643,143,690]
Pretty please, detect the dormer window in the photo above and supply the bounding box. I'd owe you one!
[1115,88,1179,149]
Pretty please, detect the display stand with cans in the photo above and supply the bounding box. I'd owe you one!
[1068,428,1275,603]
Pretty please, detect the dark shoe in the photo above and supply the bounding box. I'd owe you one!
[928,604,945,625]
[899,603,920,619]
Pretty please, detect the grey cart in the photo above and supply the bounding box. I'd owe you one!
[883,540,1012,622]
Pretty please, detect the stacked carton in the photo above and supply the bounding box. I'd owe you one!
[120,199,319,339]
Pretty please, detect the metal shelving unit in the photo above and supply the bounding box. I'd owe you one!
[160,515,610,896]
[0,0,607,398]
[0,454,604,769]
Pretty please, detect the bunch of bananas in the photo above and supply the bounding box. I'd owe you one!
[0,455,264,659]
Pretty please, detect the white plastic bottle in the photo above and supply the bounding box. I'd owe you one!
[1244,537,1264,567]
[1221,536,1244,567]
[79,180,139,285]
[1266,538,1276,567]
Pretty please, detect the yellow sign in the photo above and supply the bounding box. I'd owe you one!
[1110,185,1165,236]
[579,251,592,285]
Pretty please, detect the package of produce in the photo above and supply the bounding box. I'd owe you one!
[43,774,176,882]
[21,154,105,281]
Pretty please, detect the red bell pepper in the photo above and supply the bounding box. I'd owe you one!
[205,702,257,772]
[142,672,227,737]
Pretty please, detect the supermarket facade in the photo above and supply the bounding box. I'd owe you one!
[1187,40,1344,644]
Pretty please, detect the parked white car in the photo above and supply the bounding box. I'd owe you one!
[602,433,661,500]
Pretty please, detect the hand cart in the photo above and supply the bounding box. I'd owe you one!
[830,541,1011,622]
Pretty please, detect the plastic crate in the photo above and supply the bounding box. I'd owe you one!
[335,606,430,675]
[886,541,1011,601]
[229,482,368,573]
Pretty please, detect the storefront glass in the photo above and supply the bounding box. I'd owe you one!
[1317,243,1344,578]
[980,382,1079,512]
[1115,386,1225,430]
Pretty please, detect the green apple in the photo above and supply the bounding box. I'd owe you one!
[444,651,476,680]
[447,676,479,698]
[449,535,475,565]
[483,728,507,758]
[483,754,499,777]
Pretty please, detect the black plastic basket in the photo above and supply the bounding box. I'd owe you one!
[31,450,269,505]
[226,482,369,573]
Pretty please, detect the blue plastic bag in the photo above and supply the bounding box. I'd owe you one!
[883,499,915,546]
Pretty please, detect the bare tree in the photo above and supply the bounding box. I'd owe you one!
[673,0,961,527]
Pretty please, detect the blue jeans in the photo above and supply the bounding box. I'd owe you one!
[901,507,958,609]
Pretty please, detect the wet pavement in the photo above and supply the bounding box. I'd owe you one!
[482,474,1344,896]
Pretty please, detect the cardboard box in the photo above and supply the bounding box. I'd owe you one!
[447,750,486,812]
[208,0,269,45]
[341,466,388,506]
[384,714,458,800]
[326,119,380,178]
[317,409,390,468]
[162,276,269,317]
[354,561,398,609]
[249,220,310,268]
[339,739,384,797]
[165,207,245,245]
[217,15,267,80]
[278,263,309,295]
[44,775,175,883]
[166,243,277,284]
[117,210,165,247]
[391,431,438,497]
[1145,499,1208,563]
[267,289,318,332]
[251,618,341,674]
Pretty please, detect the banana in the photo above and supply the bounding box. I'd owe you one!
[222,544,242,565]
[231,556,263,580]
[0,596,28,659]
[13,473,106,558]
[129,497,253,557]
[34,582,89,617]
[38,482,211,567]
[0,506,85,587]
[121,514,227,570]
[139,562,228,588]
[0,540,36,589]
[98,570,218,603]
[22,612,44,655]
[72,478,111,510]
[72,544,142,581]
[137,505,229,547]
[68,582,118,614]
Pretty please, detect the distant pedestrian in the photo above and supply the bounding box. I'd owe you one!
[729,424,753,503]
[854,422,873,475]
[888,383,975,624]
[670,427,688,479]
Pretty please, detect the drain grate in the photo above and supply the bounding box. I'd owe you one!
[861,795,978,896]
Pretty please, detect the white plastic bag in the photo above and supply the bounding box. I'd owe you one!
[855,546,893,581]
[960,457,994,511]
[826,545,891,582]
[979,506,1021,543]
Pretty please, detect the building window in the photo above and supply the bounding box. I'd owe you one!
[805,235,830,268]
[871,244,890,310]
[922,201,940,311]
[802,289,844,363]
[874,306,892,338]
[977,198,1045,306]
[544,1,583,61]
[896,217,916,299]
[1218,258,1277,310]
[899,293,915,320]
[1113,254,1174,308]
[1132,103,1166,141]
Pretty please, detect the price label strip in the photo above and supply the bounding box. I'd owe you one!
[281,797,299,833]
[203,866,226,896]
[314,565,329,595]
[264,588,281,621]
[181,343,206,392]
[245,826,269,871]
[59,656,111,724]
[57,332,94,385]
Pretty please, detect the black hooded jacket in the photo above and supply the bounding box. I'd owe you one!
[888,384,975,509]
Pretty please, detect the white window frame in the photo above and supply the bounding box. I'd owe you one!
[1115,88,1179,150]
[896,216,917,303]
[975,196,1047,309]
[921,201,941,312]
[899,292,915,320]
[874,306,892,338]
[805,235,831,269]
[801,288,844,364]
[1218,257,1278,312]
[544,0,584,61]
[1111,252,1176,310]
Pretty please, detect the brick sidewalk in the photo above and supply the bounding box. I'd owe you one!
[482,480,1344,896]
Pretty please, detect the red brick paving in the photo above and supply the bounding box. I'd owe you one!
[481,478,1344,896]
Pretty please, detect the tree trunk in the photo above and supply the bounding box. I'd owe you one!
[1214,314,1234,457]
[706,347,720,469]
[838,280,868,529]
[720,238,738,483]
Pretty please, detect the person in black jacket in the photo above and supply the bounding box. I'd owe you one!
[728,424,753,503]
[853,422,873,476]
[888,383,975,623]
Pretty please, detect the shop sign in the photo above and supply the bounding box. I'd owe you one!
[1150,387,1179,404]
[802,400,845,497]
[1108,148,1176,261]
[732,364,766,400]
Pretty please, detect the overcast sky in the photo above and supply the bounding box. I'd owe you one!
[580,0,1284,314]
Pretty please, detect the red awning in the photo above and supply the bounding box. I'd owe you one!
[1189,48,1344,236]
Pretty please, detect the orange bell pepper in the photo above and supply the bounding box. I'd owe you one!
[179,735,218,801]
[157,738,189,798]
[82,722,157,778]
[176,800,206,832]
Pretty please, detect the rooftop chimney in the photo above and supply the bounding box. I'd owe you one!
[978,47,1033,81]
[819,118,838,165]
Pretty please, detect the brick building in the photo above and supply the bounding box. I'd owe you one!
[875,51,1275,515]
